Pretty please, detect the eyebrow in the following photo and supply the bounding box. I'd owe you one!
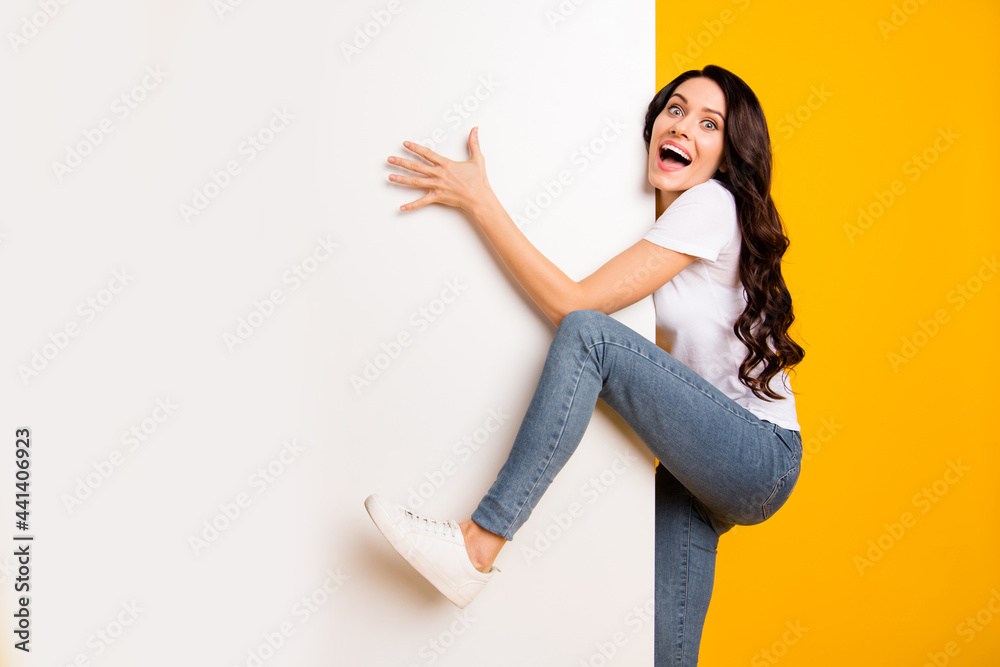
[668,93,725,122]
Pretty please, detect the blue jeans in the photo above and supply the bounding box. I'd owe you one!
[471,310,802,666]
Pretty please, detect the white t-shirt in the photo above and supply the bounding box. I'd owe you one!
[642,178,800,431]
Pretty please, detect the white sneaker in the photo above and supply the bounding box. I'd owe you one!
[364,494,499,608]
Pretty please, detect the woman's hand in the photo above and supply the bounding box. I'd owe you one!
[387,127,494,215]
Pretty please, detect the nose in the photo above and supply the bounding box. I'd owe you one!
[670,117,690,138]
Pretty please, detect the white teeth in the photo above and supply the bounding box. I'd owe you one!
[660,143,691,163]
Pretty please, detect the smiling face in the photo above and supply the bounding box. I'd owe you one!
[647,76,727,212]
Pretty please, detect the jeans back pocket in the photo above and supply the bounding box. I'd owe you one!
[762,426,802,520]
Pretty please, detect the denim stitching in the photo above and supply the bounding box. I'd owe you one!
[762,460,799,519]
[678,496,693,663]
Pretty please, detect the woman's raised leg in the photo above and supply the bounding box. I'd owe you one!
[471,309,801,539]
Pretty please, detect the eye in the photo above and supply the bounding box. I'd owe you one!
[702,119,718,131]
[667,105,682,116]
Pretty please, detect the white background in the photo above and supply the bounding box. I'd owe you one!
[0,1,657,665]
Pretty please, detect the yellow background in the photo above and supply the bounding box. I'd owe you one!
[654,1,1000,664]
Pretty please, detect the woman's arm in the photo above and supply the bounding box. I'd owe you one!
[388,128,696,327]
[468,191,694,325]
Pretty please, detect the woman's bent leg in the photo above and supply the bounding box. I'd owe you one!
[472,309,801,539]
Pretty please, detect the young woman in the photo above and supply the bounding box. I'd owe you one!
[365,64,805,665]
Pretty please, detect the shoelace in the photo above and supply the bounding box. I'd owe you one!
[403,509,460,539]
[401,508,502,573]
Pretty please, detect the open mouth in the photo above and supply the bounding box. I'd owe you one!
[659,143,691,168]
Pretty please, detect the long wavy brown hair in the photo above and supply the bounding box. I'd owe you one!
[642,65,804,400]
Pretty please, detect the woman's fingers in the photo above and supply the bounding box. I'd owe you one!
[388,173,433,188]
[403,140,447,165]
[399,192,436,211]
[387,134,490,212]
[387,154,433,176]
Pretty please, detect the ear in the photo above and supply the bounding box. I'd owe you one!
[718,163,727,173]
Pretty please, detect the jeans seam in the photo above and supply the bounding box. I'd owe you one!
[679,496,692,662]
